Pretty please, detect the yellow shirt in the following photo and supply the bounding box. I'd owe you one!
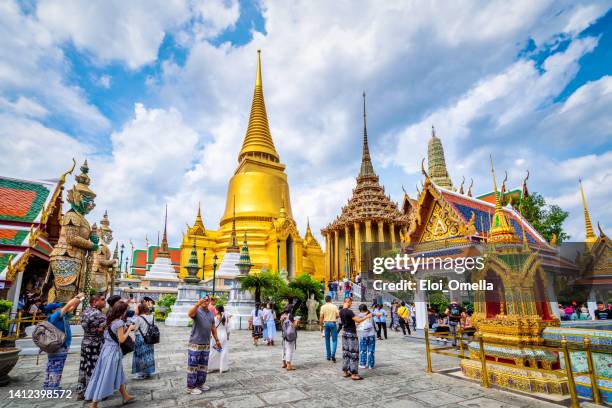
[397,306,409,319]
[320,302,339,322]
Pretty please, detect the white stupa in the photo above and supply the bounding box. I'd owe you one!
[143,206,179,284]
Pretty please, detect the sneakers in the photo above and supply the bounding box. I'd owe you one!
[359,365,366,369]
[186,385,209,394]
[331,357,336,363]
[187,388,202,395]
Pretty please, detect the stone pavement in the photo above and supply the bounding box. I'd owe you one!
[0,323,588,408]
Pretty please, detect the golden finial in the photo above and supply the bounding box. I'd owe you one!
[489,154,498,193]
[415,184,420,195]
[597,222,607,238]
[522,170,530,198]
[60,158,76,184]
[256,49,262,87]
[467,178,473,197]
[431,125,436,138]
[459,176,465,194]
[579,178,597,244]
[421,158,429,178]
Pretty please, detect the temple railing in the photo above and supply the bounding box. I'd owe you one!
[423,328,605,407]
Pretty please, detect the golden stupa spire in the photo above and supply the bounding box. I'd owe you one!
[158,204,170,258]
[358,92,377,180]
[238,49,280,164]
[488,155,516,243]
[579,178,597,244]
[227,195,240,253]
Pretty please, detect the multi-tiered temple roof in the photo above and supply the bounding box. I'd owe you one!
[322,94,409,233]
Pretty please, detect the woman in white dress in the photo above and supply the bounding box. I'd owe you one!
[208,305,230,373]
[262,302,276,346]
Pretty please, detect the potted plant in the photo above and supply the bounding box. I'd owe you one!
[0,300,20,386]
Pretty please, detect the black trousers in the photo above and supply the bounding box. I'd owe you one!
[398,317,411,335]
[376,322,387,339]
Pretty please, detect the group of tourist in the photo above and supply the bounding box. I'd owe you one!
[326,279,354,300]
[39,292,232,405]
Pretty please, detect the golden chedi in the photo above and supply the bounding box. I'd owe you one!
[180,51,324,283]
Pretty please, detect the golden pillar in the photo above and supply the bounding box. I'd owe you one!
[354,222,361,275]
[390,222,395,244]
[334,230,339,281]
[377,221,384,242]
[365,220,372,242]
[325,233,331,282]
[344,225,351,279]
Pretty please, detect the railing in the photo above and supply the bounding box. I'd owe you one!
[0,311,82,343]
[423,328,604,407]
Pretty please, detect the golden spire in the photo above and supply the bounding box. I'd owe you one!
[238,50,280,163]
[358,92,377,180]
[467,178,473,197]
[459,176,465,194]
[579,178,597,244]
[158,204,170,258]
[227,195,239,253]
[488,156,516,243]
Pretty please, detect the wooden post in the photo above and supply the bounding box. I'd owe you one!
[584,337,601,405]
[478,335,489,387]
[424,328,432,373]
[561,336,580,408]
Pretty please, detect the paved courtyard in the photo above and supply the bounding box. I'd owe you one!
[1,324,592,408]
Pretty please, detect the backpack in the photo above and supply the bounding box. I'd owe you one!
[282,318,297,342]
[32,320,66,354]
[139,316,160,345]
[450,305,461,317]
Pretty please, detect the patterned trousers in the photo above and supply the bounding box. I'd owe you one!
[187,343,210,389]
[44,347,68,390]
[76,340,102,396]
[342,332,359,375]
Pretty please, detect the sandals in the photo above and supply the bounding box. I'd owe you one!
[122,397,136,405]
[351,376,363,381]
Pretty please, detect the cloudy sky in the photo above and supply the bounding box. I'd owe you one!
[1,0,610,252]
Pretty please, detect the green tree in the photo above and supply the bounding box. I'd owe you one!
[513,192,570,243]
[289,273,324,317]
[239,271,276,303]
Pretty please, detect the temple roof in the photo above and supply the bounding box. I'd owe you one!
[437,187,547,244]
[0,174,66,280]
[322,94,409,232]
[238,50,280,164]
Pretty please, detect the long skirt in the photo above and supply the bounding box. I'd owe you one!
[282,339,296,363]
[264,320,276,342]
[252,324,263,339]
[342,332,359,375]
[187,343,210,389]
[132,334,156,376]
[43,347,68,390]
[84,342,126,402]
[208,325,229,373]
[76,339,103,396]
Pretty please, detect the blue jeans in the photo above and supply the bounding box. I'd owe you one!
[359,336,375,368]
[323,322,338,359]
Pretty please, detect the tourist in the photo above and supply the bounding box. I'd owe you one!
[209,305,230,373]
[595,302,609,320]
[250,302,264,346]
[390,300,399,331]
[445,300,464,347]
[28,297,42,316]
[209,297,219,315]
[579,304,590,320]
[186,295,222,395]
[43,293,84,390]
[410,303,417,331]
[328,281,335,300]
[374,304,388,340]
[85,301,135,407]
[319,295,339,362]
[462,310,476,339]
[357,304,376,369]
[107,294,123,310]
[344,280,352,299]
[77,294,107,400]
[434,313,450,344]
[397,301,411,336]
[262,302,276,346]
[132,300,156,380]
[280,305,297,370]
[427,306,437,329]
[339,297,371,380]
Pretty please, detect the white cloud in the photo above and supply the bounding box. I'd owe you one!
[0,96,49,118]
[94,74,112,89]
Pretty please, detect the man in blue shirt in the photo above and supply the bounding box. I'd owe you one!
[43,293,84,390]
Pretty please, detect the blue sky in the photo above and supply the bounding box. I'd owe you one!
[0,0,610,250]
